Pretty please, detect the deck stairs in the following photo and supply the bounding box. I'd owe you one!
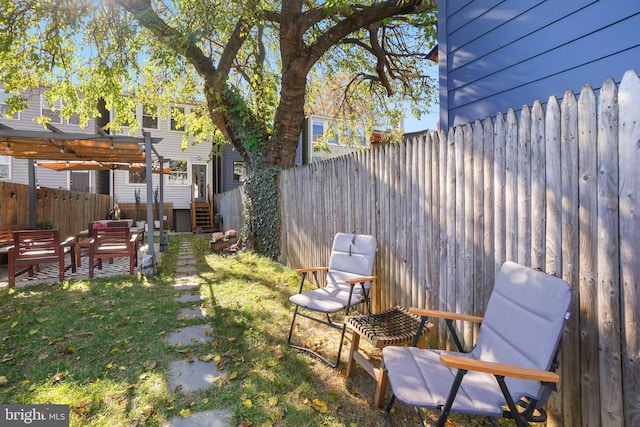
[191,184,214,233]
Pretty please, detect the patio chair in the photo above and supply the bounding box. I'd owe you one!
[7,229,76,288]
[88,226,138,278]
[287,232,377,368]
[382,261,573,427]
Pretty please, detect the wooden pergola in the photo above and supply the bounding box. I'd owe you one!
[0,124,165,266]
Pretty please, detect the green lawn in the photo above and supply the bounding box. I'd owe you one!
[1,234,504,426]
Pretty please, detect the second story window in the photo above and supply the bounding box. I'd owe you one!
[233,161,246,183]
[312,121,324,141]
[142,104,158,129]
[41,97,63,124]
[0,93,20,120]
[171,107,185,131]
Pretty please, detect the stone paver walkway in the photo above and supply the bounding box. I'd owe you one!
[163,239,232,427]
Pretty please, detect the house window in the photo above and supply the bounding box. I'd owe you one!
[0,155,10,179]
[168,160,188,185]
[128,169,147,184]
[0,93,20,120]
[233,161,246,183]
[68,112,80,126]
[171,107,185,131]
[142,104,158,129]
[41,97,63,124]
[312,121,324,141]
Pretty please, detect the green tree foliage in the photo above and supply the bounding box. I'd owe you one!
[0,0,437,258]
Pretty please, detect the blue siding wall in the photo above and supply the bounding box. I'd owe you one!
[440,0,640,128]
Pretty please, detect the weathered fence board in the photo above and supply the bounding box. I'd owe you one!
[618,70,640,427]
[596,77,624,427]
[577,83,601,427]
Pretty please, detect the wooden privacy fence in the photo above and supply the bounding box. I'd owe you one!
[279,70,640,426]
[0,182,112,239]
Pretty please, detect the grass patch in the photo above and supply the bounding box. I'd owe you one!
[1,234,514,426]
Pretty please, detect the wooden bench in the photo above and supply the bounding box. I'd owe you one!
[88,227,138,278]
[7,229,76,288]
[0,224,25,266]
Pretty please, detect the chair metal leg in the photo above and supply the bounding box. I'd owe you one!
[436,368,467,427]
[286,305,345,369]
[496,375,530,427]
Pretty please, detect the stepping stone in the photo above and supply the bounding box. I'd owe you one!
[173,282,199,291]
[177,259,197,265]
[166,324,213,347]
[174,292,203,303]
[178,307,207,320]
[166,359,225,393]
[176,265,199,275]
[163,409,232,427]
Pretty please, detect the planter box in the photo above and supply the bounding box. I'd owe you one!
[210,240,230,252]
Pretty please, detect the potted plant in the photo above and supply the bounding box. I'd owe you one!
[210,231,229,252]
[224,229,237,244]
[134,188,145,228]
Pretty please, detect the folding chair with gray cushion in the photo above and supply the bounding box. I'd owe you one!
[382,261,572,427]
[287,232,377,368]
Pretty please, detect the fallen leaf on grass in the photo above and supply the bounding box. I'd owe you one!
[179,408,192,418]
[243,399,252,408]
[51,373,65,383]
[173,384,183,393]
[238,421,252,427]
[58,346,76,355]
[0,376,8,386]
[268,396,278,406]
[143,360,157,370]
[311,398,328,413]
[140,405,155,417]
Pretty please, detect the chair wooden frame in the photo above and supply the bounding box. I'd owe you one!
[7,229,76,288]
[88,227,138,278]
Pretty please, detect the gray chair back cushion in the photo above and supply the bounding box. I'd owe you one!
[327,233,377,292]
[471,261,572,397]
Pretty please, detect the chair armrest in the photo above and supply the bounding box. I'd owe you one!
[439,354,559,383]
[61,236,76,246]
[344,275,376,285]
[296,266,328,273]
[409,308,483,324]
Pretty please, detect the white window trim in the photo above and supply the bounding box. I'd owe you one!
[0,155,11,180]
[40,95,63,124]
[0,93,20,120]
[170,106,187,132]
[167,159,189,186]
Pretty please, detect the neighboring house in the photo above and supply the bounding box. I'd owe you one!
[301,114,398,164]
[0,85,243,232]
[437,1,640,129]
[0,87,104,192]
